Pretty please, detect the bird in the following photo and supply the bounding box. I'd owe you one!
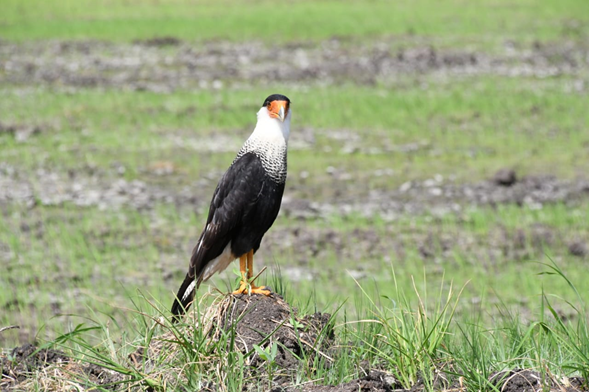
[171,94,291,321]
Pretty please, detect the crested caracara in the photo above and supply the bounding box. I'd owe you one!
[171,94,291,321]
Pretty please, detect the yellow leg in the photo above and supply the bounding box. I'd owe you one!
[231,254,249,294]
[233,249,271,296]
[240,253,247,277]
[246,249,271,295]
[246,249,254,279]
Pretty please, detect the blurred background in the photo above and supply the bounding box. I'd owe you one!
[0,0,588,348]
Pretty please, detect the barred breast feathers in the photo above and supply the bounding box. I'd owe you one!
[235,139,287,183]
[233,105,291,183]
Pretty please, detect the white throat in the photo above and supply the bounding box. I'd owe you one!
[250,106,291,144]
[234,106,292,183]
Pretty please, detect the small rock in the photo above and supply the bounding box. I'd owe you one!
[493,168,517,186]
[133,36,181,47]
[399,181,412,192]
[568,241,588,257]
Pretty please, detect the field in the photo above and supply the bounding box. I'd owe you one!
[1,0,589,390]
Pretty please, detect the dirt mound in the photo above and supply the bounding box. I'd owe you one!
[492,168,518,187]
[217,294,334,372]
[137,293,334,389]
[490,369,588,392]
[283,371,395,391]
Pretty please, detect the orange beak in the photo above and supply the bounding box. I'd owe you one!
[268,100,288,122]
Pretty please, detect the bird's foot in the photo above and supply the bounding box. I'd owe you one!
[232,282,272,296]
[249,285,272,296]
[232,281,249,295]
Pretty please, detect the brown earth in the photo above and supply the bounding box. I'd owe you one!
[1,164,588,217]
[0,343,124,391]
[216,295,334,374]
[2,295,588,391]
[1,169,588,340]
[2,166,587,271]
[1,38,588,91]
[2,165,588,276]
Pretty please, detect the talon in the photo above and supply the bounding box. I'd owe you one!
[231,250,271,296]
[232,284,272,296]
[232,281,249,295]
[249,285,272,296]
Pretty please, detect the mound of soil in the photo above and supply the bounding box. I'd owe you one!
[217,294,334,372]
[168,294,397,391]
[490,369,588,392]
[137,293,336,389]
[281,370,396,391]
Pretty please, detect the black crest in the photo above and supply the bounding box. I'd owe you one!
[263,94,290,106]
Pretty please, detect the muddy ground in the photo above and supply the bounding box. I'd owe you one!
[1,163,588,218]
[1,36,588,217]
[2,165,588,285]
[2,295,587,391]
[1,38,588,91]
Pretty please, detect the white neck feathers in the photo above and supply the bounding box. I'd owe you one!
[251,106,291,144]
[234,106,291,183]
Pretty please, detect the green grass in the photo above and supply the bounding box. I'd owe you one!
[1,200,588,348]
[1,76,588,199]
[1,0,588,45]
[1,51,588,353]
[1,74,587,349]
[14,262,589,390]
[1,0,589,388]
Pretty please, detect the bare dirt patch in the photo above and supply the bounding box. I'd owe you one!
[0,169,200,210]
[0,343,123,391]
[1,38,587,91]
[281,173,589,221]
[2,162,588,217]
[1,344,68,384]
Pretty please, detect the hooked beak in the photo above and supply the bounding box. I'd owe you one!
[268,100,288,122]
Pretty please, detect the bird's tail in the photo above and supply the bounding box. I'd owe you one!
[170,273,197,323]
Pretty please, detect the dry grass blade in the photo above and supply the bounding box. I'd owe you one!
[0,326,19,334]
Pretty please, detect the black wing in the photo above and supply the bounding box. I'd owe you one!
[193,152,267,279]
[171,152,266,318]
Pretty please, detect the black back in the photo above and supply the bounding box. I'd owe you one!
[171,152,285,320]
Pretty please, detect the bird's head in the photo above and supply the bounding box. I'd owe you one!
[252,94,292,143]
[263,94,291,123]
